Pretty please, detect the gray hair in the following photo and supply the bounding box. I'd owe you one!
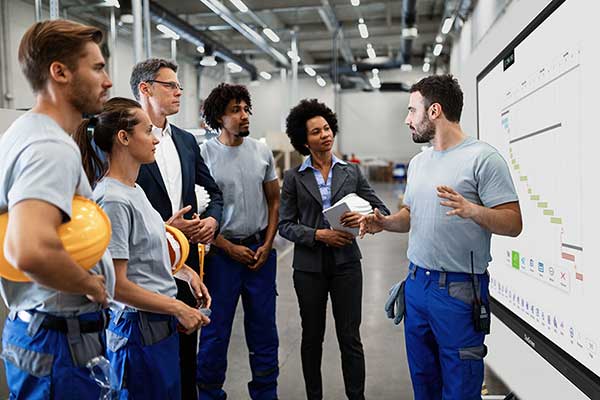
[129,58,178,100]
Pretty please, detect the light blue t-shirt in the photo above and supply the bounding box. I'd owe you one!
[94,177,177,309]
[404,136,518,274]
[0,113,116,315]
[200,136,277,239]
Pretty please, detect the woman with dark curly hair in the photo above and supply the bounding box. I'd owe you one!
[279,99,390,400]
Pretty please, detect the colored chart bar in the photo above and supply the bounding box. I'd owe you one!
[520,176,528,181]
[550,217,562,224]
[543,209,554,216]
[530,195,540,200]
[537,202,548,208]
[561,252,575,262]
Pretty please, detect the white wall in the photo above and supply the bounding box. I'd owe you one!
[450,0,588,398]
[240,68,425,164]
[0,0,204,129]
[338,69,425,163]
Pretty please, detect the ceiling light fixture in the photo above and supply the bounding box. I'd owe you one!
[260,71,272,80]
[200,55,217,67]
[156,24,180,40]
[422,63,431,73]
[287,50,300,63]
[262,27,280,43]
[196,45,205,54]
[229,0,248,13]
[351,0,360,6]
[358,18,369,39]
[366,43,376,59]
[433,43,443,56]
[316,76,326,87]
[304,66,316,77]
[227,62,243,73]
[120,13,133,24]
[401,27,418,38]
[441,17,454,34]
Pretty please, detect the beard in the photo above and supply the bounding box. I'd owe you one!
[69,74,106,115]
[236,130,250,138]
[410,118,436,144]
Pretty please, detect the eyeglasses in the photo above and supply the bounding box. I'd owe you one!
[146,79,183,92]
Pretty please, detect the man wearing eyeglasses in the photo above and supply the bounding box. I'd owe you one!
[130,58,224,400]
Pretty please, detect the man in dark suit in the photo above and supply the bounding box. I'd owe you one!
[130,58,223,400]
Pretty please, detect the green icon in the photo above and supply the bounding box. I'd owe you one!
[512,251,520,269]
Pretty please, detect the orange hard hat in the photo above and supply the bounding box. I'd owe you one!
[165,224,189,274]
[0,196,112,282]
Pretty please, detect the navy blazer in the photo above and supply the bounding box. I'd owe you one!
[278,161,390,272]
[136,124,223,271]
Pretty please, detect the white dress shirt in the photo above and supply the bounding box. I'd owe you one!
[152,122,183,215]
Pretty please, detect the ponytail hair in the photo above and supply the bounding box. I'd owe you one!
[74,97,143,186]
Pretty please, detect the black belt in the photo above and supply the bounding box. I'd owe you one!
[19,310,109,334]
[227,229,267,246]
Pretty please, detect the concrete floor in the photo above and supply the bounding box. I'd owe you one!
[219,182,510,400]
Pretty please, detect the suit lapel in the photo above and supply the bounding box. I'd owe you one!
[331,163,349,203]
[299,169,323,206]
[146,161,169,196]
[170,125,191,198]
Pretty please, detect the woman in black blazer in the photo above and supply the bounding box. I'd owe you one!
[279,99,390,400]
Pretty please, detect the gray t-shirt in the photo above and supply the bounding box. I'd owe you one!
[200,136,277,239]
[0,113,116,315]
[94,177,177,309]
[404,136,518,274]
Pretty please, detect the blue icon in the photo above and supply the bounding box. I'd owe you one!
[538,261,545,273]
[529,259,534,267]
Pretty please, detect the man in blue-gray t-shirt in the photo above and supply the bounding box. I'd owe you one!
[0,20,114,399]
[360,75,522,400]
[196,83,280,400]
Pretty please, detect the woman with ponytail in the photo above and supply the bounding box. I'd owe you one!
[74,97,211,399]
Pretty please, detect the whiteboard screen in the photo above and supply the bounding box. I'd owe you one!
[477,0,600,394]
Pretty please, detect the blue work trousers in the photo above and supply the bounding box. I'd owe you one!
[404,263,489,400]
[106,311,180,400]
[197,244,279,400]
[2,311,106,400]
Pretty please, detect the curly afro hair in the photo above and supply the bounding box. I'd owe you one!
[203,83,252,130]
[285,99,338,156]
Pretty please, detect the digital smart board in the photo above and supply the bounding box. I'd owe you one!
[477,0,600,397]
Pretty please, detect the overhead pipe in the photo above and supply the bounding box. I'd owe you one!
[142,0,152,58]
[149,1,258,80]
[198,0,289,68]
[397,0,417,65]
[132,0,143,63]
[35,0,42,21]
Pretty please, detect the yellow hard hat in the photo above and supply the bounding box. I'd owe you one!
[0,196,112,282]
[165,224,189,275]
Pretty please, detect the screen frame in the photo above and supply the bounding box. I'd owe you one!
[476,0,600,397]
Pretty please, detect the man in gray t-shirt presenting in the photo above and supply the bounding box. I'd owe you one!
[361,75,522,400]
[196,83,280,400]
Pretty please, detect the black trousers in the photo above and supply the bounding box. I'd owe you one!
[176,277,199,400]
[293,250,365,400]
